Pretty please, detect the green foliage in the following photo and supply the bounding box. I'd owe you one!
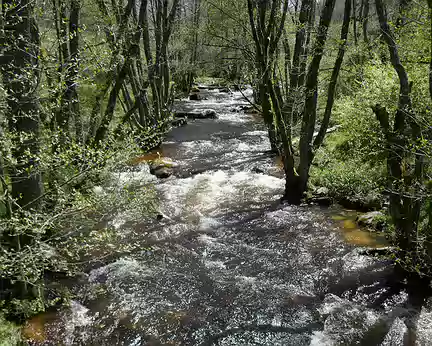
[310,137,386,203]
[0,314,20,346]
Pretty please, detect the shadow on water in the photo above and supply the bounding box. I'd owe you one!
[32,88,432,346]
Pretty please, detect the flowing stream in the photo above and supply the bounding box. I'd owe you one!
[38,88,432,345]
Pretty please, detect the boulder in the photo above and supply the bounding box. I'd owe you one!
[242,106,260,114]
[315,186,330,196]
[151,166,173,179]
[202,109,218,119]
[171,117,187,127]
[230,106,242,113]
[312,196,333,207]
[189,93,201,101]
[356,211,386,231]
[251,167,265,174]
[307,186,333,206]
[174,109,218,119]
[150,158,178,179]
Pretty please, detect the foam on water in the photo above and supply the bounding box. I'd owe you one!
[415,301,432,345]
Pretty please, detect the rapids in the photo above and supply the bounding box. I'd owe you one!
[40,88,432,345]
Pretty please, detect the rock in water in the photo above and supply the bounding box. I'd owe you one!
[171,117,187,127]
[174,109,218,119]
[218,87,231,93]
[189,93,200,101]
[152,167,173,179]
[150,158,178,179]
[307,186,333,206]
[251,167,265,174]
[356,211,385,231]
[202,109,218,119]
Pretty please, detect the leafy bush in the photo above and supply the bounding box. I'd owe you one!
[310,156,386,202]
[0,314,20,345]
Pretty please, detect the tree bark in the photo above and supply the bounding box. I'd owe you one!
[362,0,369,44]
[352,0,358,45]
[294,0,337,201]
[375,0,422,262]
[68,0,82,142]
[1,0,44,211]
[247,0,289,152]
[428,0,432,100]
[313,0,351,151]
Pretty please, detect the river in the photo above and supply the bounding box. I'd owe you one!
[38,88,432,345]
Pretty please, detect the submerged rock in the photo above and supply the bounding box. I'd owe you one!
[356,211,386,231]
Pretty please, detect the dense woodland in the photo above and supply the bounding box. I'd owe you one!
[0,0,431,340]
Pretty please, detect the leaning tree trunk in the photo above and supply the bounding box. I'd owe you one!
[187,0,200,90]
[362,0,369,44]
[67,0,82,142]
[314,0,351,151]
[428,0,432,100]
[284,0,338,204]
[374,0,424,267]
[352,0,358,45]
[1,0,44,212]
[247,0,289,153]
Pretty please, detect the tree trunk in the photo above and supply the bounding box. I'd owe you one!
[428,0,432,100]
[68,0,82,142]
[247,0,289,153]
[362,0,369,44]
[188,0,200,89]
[285,0,312,126]
[1,0,44,211]
[352,0,358,45]
[314,0,351,150]
[0,126,12,218]
[375,0,423,264]
[294,0,337,201]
